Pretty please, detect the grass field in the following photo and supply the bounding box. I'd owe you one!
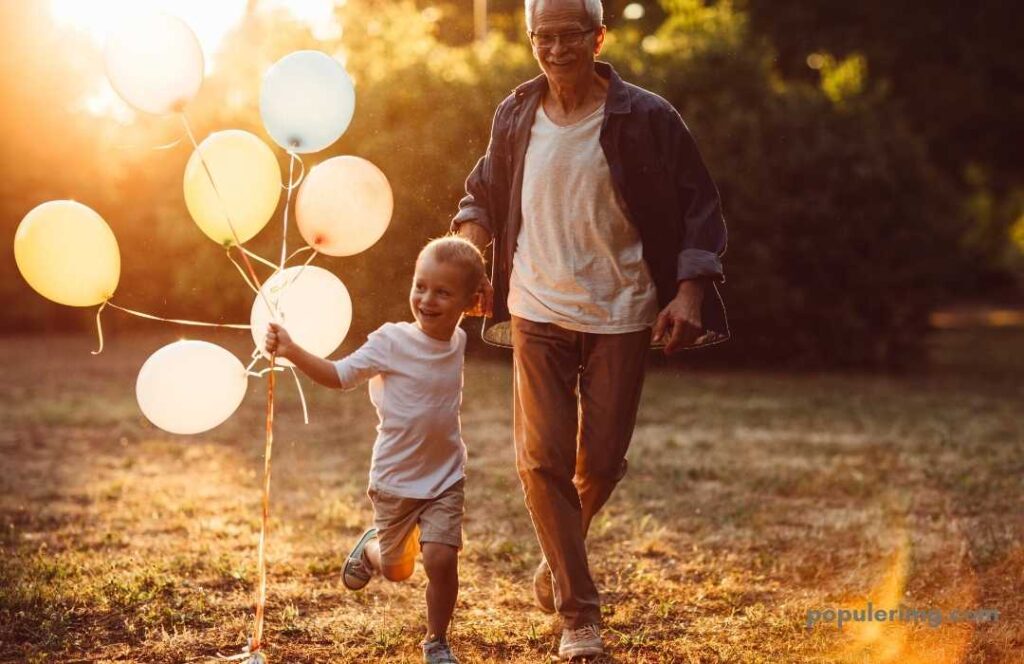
[1,327,1022,663]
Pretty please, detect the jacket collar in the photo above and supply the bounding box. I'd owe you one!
[512,61,631,115]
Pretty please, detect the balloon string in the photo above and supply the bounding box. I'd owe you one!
[285,246,314,264]
[180,113,278,662]
[285,249,319,290]
[106,300,251,329]
[179,112,274,315]
[239,247,279,271]
[245,355,261,374]
[282,153,305,192]
[251,353,277,653]
[115,137,183,152]
[227,249,260,294]
[91,300,109,355]
[279,153,298,270]
[289,367,310,425]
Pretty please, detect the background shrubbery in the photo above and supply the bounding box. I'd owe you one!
[1,0,1021,369]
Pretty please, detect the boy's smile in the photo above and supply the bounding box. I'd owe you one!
[410,253,476,341]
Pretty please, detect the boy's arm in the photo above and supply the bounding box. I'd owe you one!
[283,343,343,389]
[265,323,341,389]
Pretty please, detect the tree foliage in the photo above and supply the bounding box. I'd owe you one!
[0,0,999,368]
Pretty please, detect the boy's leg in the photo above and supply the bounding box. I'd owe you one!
[417,479,465,643]
[368,488,422,582]
[362,538,385,575]
[422,542,459,641]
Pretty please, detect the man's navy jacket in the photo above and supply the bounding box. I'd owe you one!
[452,61,729,349]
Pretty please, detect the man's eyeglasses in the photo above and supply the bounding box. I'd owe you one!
[528,28,595,49]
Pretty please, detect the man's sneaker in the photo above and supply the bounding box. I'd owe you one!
[559,624,603,660]
[342,527,378,590]
[533,558,555,613]
[422,636,460,663]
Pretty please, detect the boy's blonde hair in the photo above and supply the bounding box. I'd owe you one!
[418,236,486,295]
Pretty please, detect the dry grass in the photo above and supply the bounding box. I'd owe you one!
[1,327,1022,663]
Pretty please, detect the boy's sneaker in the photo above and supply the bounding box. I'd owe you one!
[533,559,555,613]
[422,636,460,663]
[558,624,603,660]
[342,528,378,590]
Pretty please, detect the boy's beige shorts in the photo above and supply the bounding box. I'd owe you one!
[368,478,465,569]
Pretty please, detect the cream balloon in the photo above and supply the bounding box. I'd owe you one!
[14,200,120,307]
[295,156,393,256]
[183,130,282,245]
[136,340,248,435]
[260,50,356,153]
[104,13,204,115]
[251,266,352,367]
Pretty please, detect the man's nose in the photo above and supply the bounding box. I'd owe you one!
[550,39,569,55]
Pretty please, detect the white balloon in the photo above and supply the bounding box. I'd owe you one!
[136,341,248,435]
[104,13,204,115]
[260,50,355,153]
[251,266,353,366]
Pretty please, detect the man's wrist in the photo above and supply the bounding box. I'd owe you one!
[677,278,707,296]
[457,221,492,252]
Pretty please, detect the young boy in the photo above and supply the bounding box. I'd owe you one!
[264,236,485,664]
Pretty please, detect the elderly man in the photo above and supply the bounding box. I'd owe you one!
[452,0,728,658]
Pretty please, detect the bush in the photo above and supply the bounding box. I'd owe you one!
[1,0,962,369]
[606,0,959,368]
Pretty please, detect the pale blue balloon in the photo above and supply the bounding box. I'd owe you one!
[260,50,355,154]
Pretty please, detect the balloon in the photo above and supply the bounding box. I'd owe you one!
[136,340,248,435]
[260,50,356,153]
[14,201,120,307]
[295,156,393,256]
[183,130,282,245]
[104,13,204,115]
[251,266,352,367]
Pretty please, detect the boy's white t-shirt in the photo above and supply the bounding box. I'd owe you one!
[333,321,467,499]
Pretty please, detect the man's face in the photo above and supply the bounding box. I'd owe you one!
[529,0,605,87]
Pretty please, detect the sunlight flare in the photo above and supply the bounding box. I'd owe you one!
[835,529,975,664]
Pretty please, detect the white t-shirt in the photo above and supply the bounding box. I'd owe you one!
[333,321,467,499]
[509,102,659,332]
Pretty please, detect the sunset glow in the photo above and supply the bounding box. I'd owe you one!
[47,0,342,118]
[49,0,249,61]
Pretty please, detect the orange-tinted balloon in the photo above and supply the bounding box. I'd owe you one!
[295,156,393,256]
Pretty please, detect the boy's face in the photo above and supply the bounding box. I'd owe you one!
[409,253,477,341]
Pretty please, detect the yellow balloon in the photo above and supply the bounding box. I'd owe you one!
[183,130,281,245]
[14,201,120,307]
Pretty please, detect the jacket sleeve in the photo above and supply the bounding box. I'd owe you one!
[450,100,509,236]
[665,108,727,283]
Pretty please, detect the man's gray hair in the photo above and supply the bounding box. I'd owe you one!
[525,0,604,32]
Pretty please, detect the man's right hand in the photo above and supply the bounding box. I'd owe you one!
[465,279,494,318]
[457,222,494,318]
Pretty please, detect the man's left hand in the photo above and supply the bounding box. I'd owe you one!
[652,279,706,355]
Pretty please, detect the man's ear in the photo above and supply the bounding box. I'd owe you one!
[594,25,607,56]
